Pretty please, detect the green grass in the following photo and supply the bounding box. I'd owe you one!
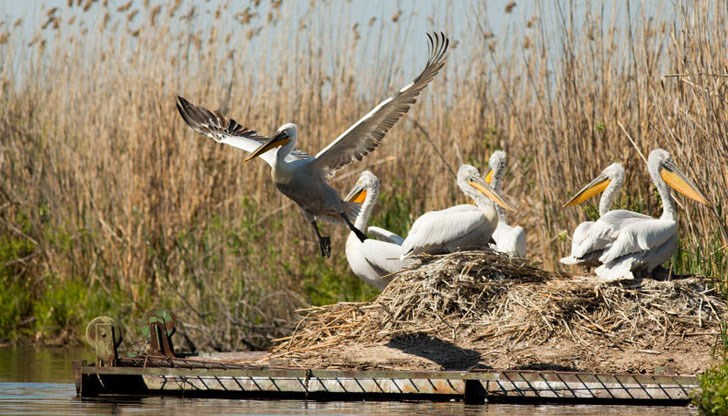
[673,233,728,281]
[0,223,37,342]
[33,277,132,344]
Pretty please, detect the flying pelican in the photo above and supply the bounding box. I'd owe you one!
[400,164,513,258]
[559,162,643,266]
[344,171,414,289]
[484,151,526,258]
[594,148,710,280]
[176,32,449,257]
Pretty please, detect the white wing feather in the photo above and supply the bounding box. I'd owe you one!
[599,219,677,265]
[571,210,652,260]
[176,96,311,166]
[596,233,678,281]
[345,234,411,290]
[361,239,412,276]
[401,205,489,257]
[313,32,449,174]
[367,226,405,245]
[492,222,526,258]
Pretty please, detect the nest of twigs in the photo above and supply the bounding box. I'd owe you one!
[271,251,726,373]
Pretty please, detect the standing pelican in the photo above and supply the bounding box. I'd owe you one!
[559,163,645,266]
[177,32,449,257]
[344,171,413,289]
[594,149,710,280]
[484,151,526,258]
[401,165,513,258]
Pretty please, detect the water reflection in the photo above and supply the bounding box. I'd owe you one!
[0,348,698,416]
[0,346,90,383]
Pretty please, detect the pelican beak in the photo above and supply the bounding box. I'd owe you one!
[344,184,367,203]
[563,173,611,208]
[245,131,290,162]
[483,169,494,184]
[468,179,514,211]
[660,161,710,205]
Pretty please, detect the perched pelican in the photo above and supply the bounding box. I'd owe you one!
[177,32,449,257]
[344,171,413,289]
[594,149,710,280]
[484,151,526,258]
[559,162,642,266]
[367,226,404,246]
[401,165,513,258]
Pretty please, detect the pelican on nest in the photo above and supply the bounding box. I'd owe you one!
[401,164,513,258]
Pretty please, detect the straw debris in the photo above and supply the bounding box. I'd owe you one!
[271,251,726,373]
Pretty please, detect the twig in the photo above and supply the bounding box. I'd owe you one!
[662,73,728,78]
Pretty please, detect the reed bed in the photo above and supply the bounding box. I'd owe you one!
[0,1,726,348]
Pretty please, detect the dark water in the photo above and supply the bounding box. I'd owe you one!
[0,347,697,415]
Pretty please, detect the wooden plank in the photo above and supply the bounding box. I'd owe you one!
[74,360,698,404]
[484,371,696,401]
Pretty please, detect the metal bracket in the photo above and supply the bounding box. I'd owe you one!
[143,309,177,358]
[86,316,122,366]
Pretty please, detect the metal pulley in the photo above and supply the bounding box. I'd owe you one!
[85,316,122,366]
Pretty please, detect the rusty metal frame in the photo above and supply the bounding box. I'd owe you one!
[74,356,698,405]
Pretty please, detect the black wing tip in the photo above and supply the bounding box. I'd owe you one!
[175,95,193,125]
[176,95,195,116]
[175,94,205,130]
[425,31,449,63]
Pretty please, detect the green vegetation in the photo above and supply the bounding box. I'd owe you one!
[695,361,728,416]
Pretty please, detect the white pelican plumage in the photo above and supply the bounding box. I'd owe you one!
[366,226,404,246]
[559,162,639,266]
[344,171,413,289]
[484,151,526,258]
[400,164,513,258]
[594,148,710,281]
[176,32,449,257]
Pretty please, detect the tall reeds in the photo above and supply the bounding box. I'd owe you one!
[0,1,725,348]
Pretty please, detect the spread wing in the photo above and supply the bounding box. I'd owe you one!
[599,219,678,264]
[312,32,449,174]
[176,96,311,166]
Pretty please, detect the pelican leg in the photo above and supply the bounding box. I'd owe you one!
[310,220,331,258]
[340,213,367,243]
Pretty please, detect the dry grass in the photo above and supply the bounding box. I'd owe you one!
[0,1,726,348]
[271,251,725,373]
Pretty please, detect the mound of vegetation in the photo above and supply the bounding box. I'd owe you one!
[272,251,725,374]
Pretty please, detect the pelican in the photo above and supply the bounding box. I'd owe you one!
[401,164,513,258]
[484,151,526,258]
[344,171,414,289]
[559,162,643,266]
[367,226,404,246]
[176,32,449,257]
[594,148,710,281]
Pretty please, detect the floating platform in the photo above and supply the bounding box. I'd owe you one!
[74,354,698,405]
